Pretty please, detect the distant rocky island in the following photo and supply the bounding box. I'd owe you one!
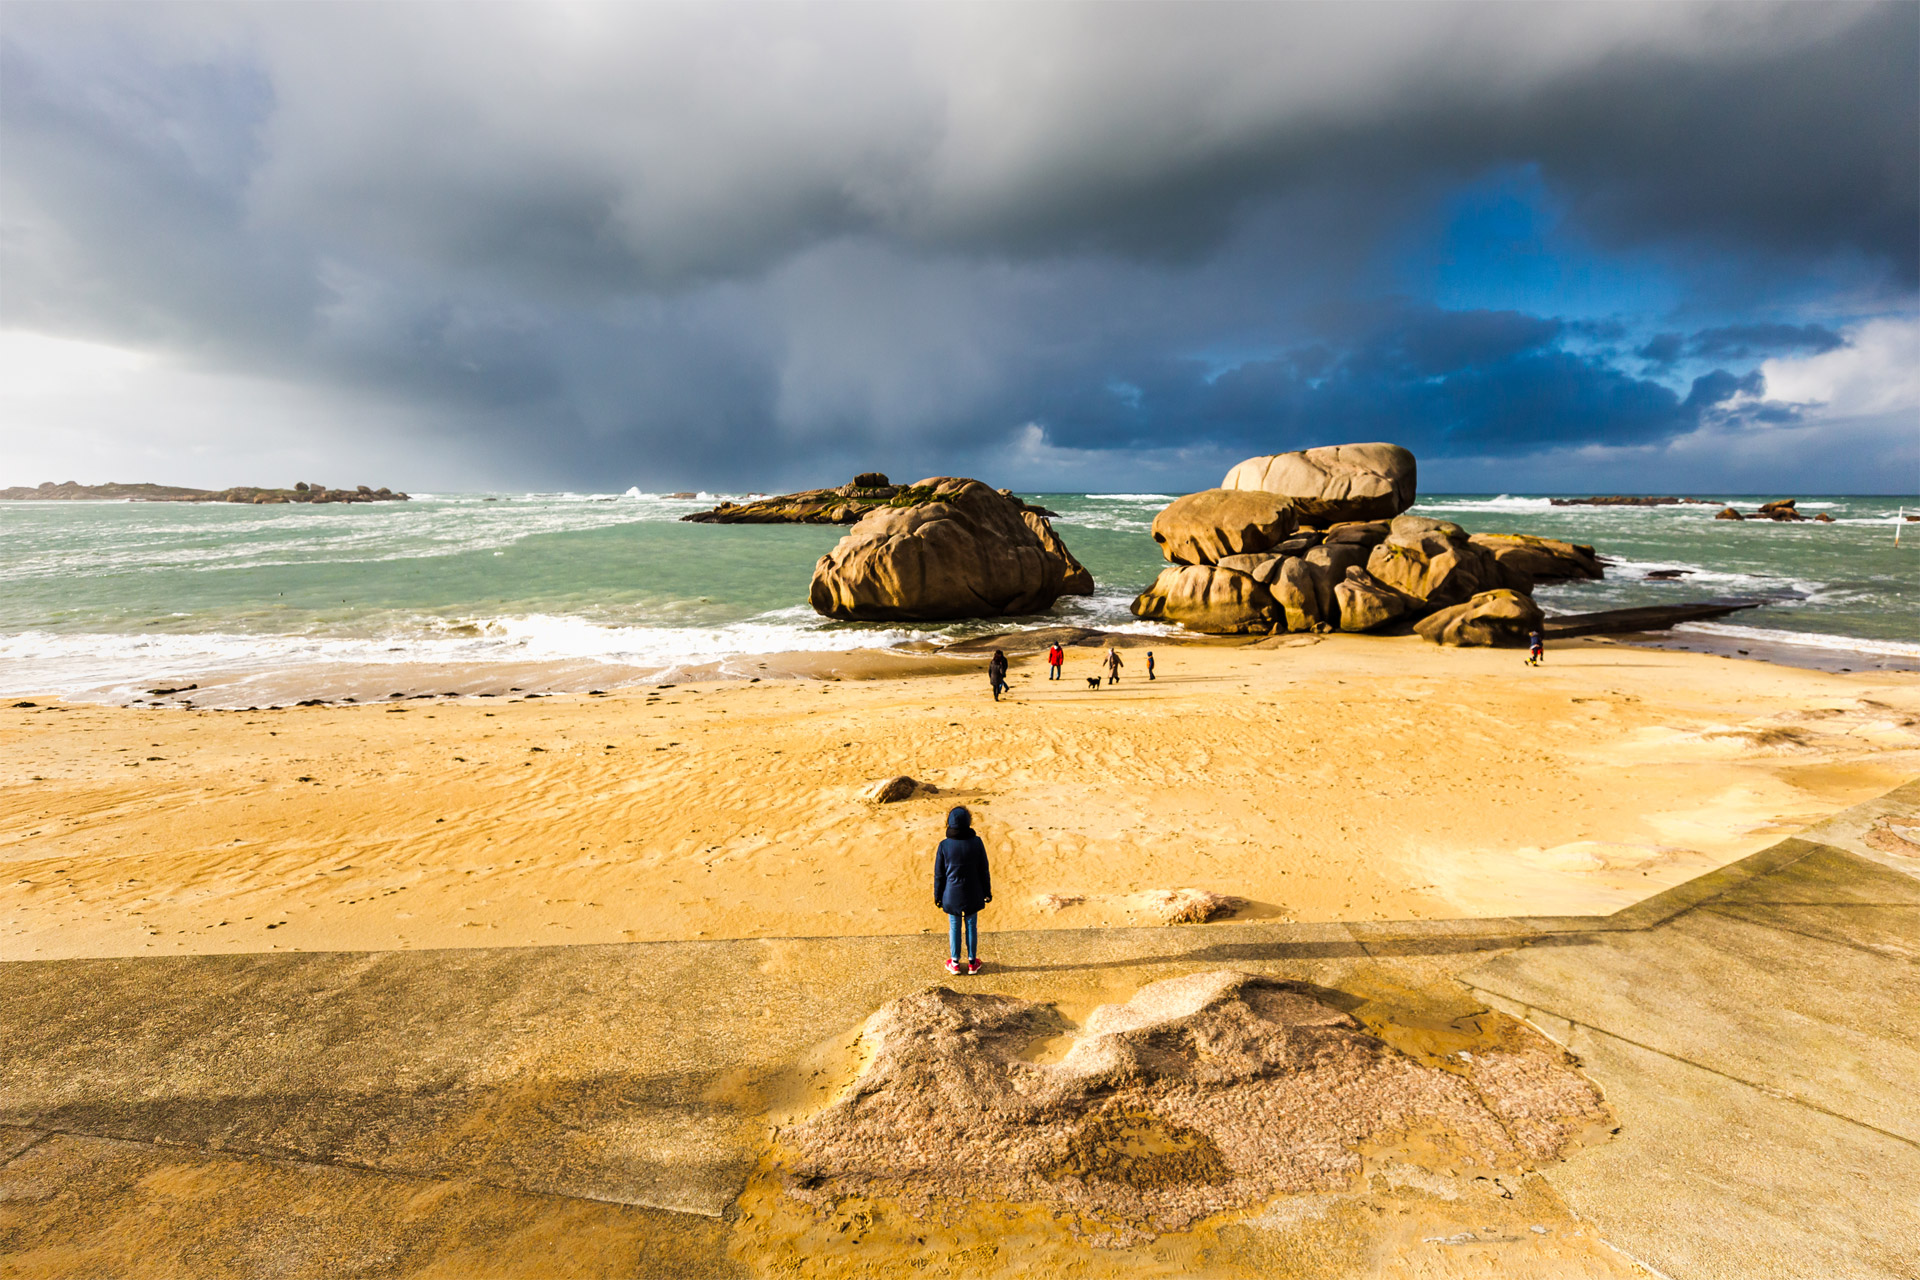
[1551,494,1837,523]
[0,480,409,504]
[682,473,1058,525]
[1713,499,1834,523]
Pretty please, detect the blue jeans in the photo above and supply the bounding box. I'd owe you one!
[947,912,978,960]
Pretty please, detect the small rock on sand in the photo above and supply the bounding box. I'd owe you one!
[1135,887,1241,924]
[867,775,932,804]
[1032,888,1239,924]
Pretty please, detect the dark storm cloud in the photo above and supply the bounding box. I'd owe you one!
[1033,305,1761,461]
[1494,3,1918,284]
[1,1,1915,490]
[1639,323,1848,365]
[196,0,1912,290]
[1687,324,1848,361]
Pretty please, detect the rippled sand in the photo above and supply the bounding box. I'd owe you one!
[3,635,1917,960]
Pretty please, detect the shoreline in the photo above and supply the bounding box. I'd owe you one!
[1611,624,1920,674]
[4,636,1915,963]
[2,613,1914,711]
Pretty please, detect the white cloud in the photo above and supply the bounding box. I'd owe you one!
[1750,315,1920,419]
[0,330,481,489]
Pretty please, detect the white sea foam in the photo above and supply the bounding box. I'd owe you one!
[1412,495,1555,512]
[1591,557,1821,598]
[0,497,680,582]
[1670,621,1920,660]
[0,611,963,706]
[1084,493,1177,502]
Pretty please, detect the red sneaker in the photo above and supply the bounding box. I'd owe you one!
[967,959,983,975]
[945,958,963,975]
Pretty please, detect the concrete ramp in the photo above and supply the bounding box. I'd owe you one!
[3,784,1916,1277]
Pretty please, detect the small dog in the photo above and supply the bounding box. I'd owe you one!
[1086,676,1103,689]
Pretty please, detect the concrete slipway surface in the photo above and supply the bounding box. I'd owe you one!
[2,782,1916,1279]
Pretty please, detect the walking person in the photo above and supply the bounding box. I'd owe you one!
[1047,643,1064,680]
[1145,650,1155,681]
[933,806,991,974]
[1104,646,1124,685]
[1526,630,1544,667]
[987,649,1010,701]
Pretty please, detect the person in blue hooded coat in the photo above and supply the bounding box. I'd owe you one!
[933,805,992,974]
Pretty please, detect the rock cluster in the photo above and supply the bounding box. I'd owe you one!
[1715,498,1831,523]
[1133,449,1594,645]
[809,477,1094,621]
[781,971,1609,1245]
[256,482,404,505]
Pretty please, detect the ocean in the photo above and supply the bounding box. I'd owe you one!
[1,491,1914,706]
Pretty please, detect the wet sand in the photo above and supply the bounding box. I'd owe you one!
[3,635,1917,960]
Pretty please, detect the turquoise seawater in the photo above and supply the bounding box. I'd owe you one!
[0,490,1913,703]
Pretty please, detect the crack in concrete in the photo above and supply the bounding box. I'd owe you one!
[1464,997,1919,1153]
[1,1124,730,1220]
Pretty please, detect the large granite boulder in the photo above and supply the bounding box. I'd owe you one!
[1303,540,1369,589]
[1215,552,1284,580]
[1270,555,1329,631]
[1414,589,1544,647]
[1150,490,1298,565]
[1467,534,1602,592]
[1365,515,1503,609]
[1333,567,1415,633]
[1322,520,1392,548]
[1022,510,1095,596]
[1221,443,1417,525]
[809,478,1093,621]
[1130,565,1278,634]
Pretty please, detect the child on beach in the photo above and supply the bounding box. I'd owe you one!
[1105,647,1123,684]
[1146,651,1155,681]
[1527,630,1544,666]
[933,806,991,974]
[1047,643,1064,680]
[988,649,1009,700]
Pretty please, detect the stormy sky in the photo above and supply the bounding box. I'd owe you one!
[2,1,1916,493]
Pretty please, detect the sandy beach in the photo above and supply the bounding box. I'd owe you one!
[4,637,1916,962]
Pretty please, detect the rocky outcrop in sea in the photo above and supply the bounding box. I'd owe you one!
[1131,443,1600,645]
[682,473,1062,526]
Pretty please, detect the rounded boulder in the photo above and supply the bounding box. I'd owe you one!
[1222,443,1417,525]
[1413,589,1545,647]
[1130,565,1278,634]
[809,477,1091,621]
[1150,489,1298,565]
